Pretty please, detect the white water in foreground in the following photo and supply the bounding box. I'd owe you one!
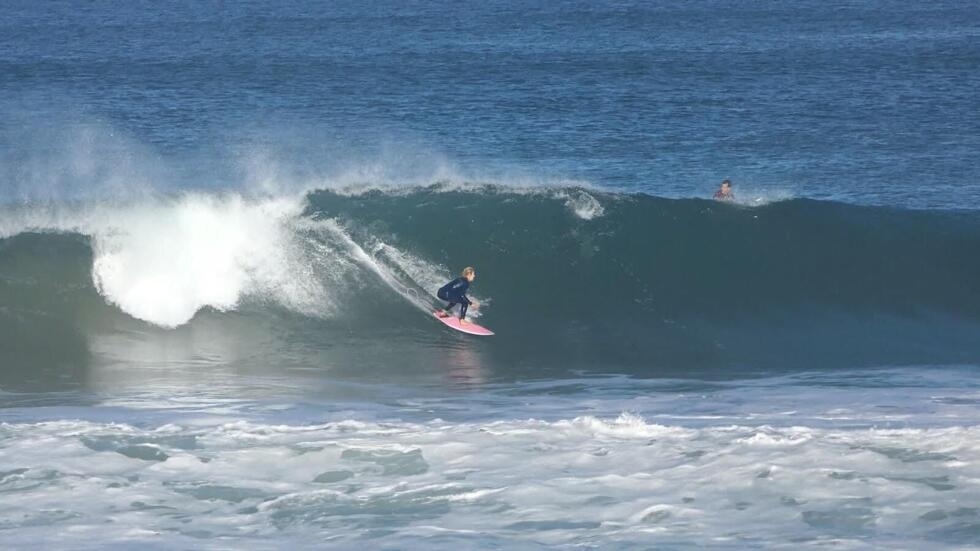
[2,371,979,550]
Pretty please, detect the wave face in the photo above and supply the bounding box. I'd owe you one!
[3,187,980,379]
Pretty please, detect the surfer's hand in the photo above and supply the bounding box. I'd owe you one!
[470,300,480,309]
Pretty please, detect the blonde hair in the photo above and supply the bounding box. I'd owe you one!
[461,266,475,277]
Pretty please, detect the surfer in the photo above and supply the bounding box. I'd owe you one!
[436,267,479,324]
[714,179,735,201]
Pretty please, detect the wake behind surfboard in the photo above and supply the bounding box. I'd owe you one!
[433,311,494,336]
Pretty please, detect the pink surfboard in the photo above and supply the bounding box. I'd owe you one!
[433,311,495,336]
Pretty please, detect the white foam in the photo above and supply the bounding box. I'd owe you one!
[2,413,978,549]
[89,193,328,327]
[558,190,606,220]
[730,187,796,207]
[0,193,342,327]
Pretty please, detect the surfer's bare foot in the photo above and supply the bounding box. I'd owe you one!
[459,318,470,325]
[436,310,450,318]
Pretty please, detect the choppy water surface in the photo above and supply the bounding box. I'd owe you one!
[2,0,980,548]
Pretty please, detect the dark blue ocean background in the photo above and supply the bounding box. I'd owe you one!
[3,0,979,207]
[3,2,980,549]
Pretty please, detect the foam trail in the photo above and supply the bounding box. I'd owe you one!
[314,219,445,314]
[373,242,487,317]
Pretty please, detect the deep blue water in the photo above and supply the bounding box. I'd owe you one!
[3,0,979,206]
[3,2,980,548]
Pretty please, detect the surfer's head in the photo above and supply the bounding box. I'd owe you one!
[462,266,476,281]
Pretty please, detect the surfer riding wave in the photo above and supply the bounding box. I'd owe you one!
[437,266,479,324]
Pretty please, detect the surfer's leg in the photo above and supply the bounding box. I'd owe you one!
[440,302,456,317]
[458,302,468,320]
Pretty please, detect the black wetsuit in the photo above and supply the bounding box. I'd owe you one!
[437,277,471,319]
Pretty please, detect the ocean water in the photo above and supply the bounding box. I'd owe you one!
[2,1,980,548]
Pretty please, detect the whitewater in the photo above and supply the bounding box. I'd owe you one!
[3,370,980,549]
[4,0,980,549]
